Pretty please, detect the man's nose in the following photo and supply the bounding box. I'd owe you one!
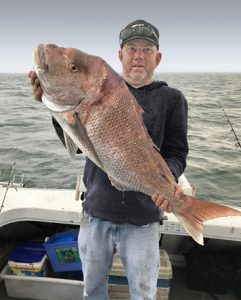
[133,48,144,58]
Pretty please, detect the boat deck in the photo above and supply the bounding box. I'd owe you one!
[0,266,237,300]
[169,266,237,300]
[0,183,240,299]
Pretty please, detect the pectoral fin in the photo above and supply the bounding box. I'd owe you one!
[53,112,104,171]
[63,131,78,160]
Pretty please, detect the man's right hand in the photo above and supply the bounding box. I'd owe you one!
[28,71,43,102]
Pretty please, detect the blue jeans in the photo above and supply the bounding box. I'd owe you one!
[78,212,160,300]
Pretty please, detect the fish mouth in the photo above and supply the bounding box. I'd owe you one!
[32,44,48,74]
[33,44,59,74]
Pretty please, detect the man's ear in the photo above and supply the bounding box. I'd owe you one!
[118,49,123,61]
[156,52,162,66]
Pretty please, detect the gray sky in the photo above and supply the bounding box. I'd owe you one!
[1,0,241,73]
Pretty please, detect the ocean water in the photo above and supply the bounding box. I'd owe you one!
[0,73,240,207]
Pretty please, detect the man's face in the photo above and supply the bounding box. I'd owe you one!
[119,39,161,88]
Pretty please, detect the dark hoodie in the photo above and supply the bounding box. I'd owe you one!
[52,81,188,225]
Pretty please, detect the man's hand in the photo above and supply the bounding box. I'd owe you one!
[151,183,183,213]
[28,71,43,101]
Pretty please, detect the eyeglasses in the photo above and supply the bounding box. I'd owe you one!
[120,26,158,44]
[125,46,154,55]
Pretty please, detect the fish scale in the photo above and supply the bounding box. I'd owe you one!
[85,93,170,194]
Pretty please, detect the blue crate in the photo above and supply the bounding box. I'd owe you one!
[44,229,81,272]
[9,243,45,263]
[8,243,47,276]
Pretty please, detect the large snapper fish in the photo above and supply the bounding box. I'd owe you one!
[32,44,241,245]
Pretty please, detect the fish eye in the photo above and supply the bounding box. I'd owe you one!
[70,63,78,72]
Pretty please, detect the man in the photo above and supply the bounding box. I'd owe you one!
[29,19,188,300]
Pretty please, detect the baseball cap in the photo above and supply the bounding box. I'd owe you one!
[119,19,159,49]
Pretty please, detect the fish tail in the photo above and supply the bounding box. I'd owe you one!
[175,196,241,245]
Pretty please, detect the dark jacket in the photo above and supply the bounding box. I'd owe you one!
[53,81,188,225]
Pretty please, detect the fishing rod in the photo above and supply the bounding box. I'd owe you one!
[219,102,241,149]
[0,162,16,213]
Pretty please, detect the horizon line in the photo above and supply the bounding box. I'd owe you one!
[1,71,241,75]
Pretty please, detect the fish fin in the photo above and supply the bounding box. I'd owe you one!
[175,214,204,245]
[108,175,130,191]
[175,195,241,245]
[53,112,104,170]
[63,131,78,160]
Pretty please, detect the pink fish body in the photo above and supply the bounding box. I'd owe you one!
[32,44,241,245]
